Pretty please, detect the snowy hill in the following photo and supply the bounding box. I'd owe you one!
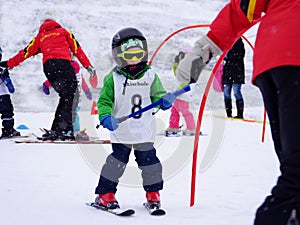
[0,0,263,117]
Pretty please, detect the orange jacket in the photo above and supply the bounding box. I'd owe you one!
[7,19,92,69]
[207,0,300,84]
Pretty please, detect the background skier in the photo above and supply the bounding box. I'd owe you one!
[0,18,97,141]
[0,47,20,138]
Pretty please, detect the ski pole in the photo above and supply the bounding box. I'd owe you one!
[117,85,191,123]
[96,85,191,128]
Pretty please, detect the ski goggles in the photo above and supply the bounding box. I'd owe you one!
[117,49,146,61]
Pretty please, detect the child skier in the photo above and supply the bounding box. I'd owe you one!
[42,59,93,140]
[0,47,20,138]
[165,51,196,136]
[95,27,176,210]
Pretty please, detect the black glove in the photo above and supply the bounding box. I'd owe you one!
[86,65,96,77]
[0,68,9,80]
[174,51,185,63]
[0,61,8,68]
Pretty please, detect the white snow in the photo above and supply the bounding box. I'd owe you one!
[0,111,279,225]
[0,0,279,225]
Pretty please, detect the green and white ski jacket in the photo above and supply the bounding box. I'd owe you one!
[97,65,167,144]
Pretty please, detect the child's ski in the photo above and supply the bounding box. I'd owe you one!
[143,202,166,216]
[85,202,135,216]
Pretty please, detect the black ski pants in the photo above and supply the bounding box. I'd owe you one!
[95,142,163,195]
[0,94,14,131]
[43,59,77,133]
[254,66,300,224]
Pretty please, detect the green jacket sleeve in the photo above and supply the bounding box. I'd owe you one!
[97,72,115,119]
[150,73,167,103]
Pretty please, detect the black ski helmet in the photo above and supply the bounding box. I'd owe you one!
[112,27,148,68]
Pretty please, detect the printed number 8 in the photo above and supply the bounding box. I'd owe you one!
[131,94,142,119]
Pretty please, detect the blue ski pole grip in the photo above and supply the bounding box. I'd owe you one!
[173,85,191,97]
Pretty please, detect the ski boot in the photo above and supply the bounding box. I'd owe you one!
[41,129,57,141]
[254,195,298,225]
[11,128,21,137]
[56,131,75,141]
[1,128,21,138]
[146,191,161,209]
[75,129,89,141]
[182,129,196,136]
[165,127,180,137]
[96,193,120,209]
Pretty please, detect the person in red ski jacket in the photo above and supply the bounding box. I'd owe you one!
[0,19,98,141]
[176,0,300,224]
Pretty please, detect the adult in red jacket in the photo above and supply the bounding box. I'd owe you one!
[176,0,300,224]
[0,19,97,141]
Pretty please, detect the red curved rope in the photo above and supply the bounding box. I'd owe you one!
[148,24,259,207]
[148,24,210,66]
[190,51,227,206]
[190,35,256,207]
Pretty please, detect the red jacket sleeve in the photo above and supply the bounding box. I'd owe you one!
[207,0,267,51]
[65,30,92,68]
[7,38,40,69]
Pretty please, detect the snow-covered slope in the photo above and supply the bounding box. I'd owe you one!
[0,111,279,225]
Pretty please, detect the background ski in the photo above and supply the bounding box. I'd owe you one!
[143,202,166,216]
[85,202,135,216]
[37,128,110,142]
[15,139,111,144]
[0,133,33,140]
[157,131,207,137]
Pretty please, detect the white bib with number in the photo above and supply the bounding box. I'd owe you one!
[111,70,156,143]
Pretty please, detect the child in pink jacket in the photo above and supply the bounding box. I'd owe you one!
[165,51,196,136]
